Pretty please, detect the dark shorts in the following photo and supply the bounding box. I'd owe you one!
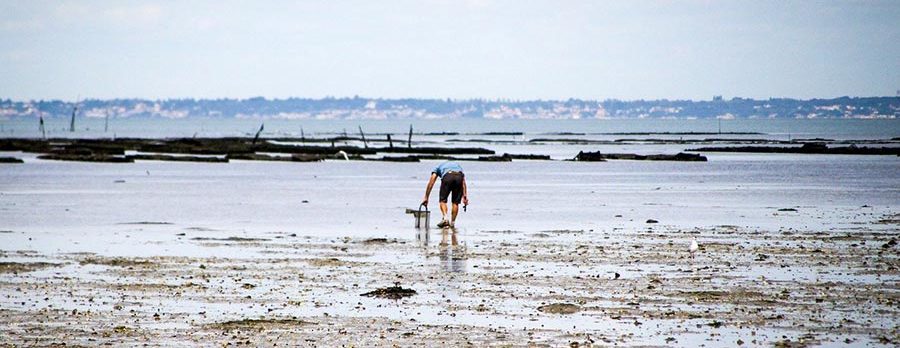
[439,172,463,204]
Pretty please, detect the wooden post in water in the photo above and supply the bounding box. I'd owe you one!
[104,109,110,133]
[69,104,78,132]
[408,125,413,148]
[358,126,368,148]
[387,134,393,148]
[252,123,264,145]
[39,112,46,140]
[300,127,305,143]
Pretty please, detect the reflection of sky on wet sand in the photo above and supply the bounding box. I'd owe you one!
[417,227,467,274]
[5,217,894,346]
[439,228,467,274]
[1,151,897,240]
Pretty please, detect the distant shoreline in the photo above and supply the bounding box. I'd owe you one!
[2,96,897,120]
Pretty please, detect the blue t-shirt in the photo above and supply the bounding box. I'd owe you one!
[432,161,463,178]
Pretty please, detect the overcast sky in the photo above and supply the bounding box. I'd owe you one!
[2,1,898,101]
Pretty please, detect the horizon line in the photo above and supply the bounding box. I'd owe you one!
[5,94,900,103]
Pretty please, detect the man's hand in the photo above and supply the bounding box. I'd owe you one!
[423,174,437,208]
[462,195,469,206]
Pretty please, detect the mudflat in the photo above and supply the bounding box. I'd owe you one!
[1,214,897,347]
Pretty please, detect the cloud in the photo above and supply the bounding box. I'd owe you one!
[44,2,163,28]
[463,0,492,9]
[425,0,495,10]
[51,1,92,22]
[103,4,163,24]
[2,49,36,62]
[1,18,45,31]
[192,16,218,31]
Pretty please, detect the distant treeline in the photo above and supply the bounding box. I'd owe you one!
[1,96,897,119]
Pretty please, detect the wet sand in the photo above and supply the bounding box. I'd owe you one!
[1,212,898,347]
[2,150,899,346]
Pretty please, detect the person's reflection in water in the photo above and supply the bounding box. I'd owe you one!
[416,226,430,247]
[439,227,466,273]
[416,227,466,273]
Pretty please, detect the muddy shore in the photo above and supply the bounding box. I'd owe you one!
[1,213,897,346]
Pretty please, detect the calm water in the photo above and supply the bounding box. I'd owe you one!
[1,151,897,249]
[1,118,897,250]
[1,117,898,140]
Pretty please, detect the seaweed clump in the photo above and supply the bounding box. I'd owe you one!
[361,283,417,299]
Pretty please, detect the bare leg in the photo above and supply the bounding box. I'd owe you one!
[439,202,448,222]
[440,228,449,246]
[450,203,459,225]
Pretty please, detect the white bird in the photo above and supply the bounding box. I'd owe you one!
[336,150,349,161]
[689,239,699,259]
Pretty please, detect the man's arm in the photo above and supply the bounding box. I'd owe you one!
[462,174,469,206]
[422,173,438,206]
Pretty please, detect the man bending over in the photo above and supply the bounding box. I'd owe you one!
[422,161,468,228]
